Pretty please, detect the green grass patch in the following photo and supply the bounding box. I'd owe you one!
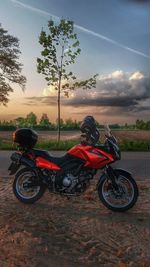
[0,138,150,151]
[35,140,78,150]
[0,139,14,150]
[0,139,79,151]
[120,140,150,151]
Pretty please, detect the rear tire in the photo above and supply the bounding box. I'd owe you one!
[98,172,139,212]
[13,167,46,204]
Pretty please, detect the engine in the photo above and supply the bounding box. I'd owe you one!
[42,168,95,195]
[62,173,76,188]
[60,169,95,194]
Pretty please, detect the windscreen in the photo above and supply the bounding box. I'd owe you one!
[104,124,111,137]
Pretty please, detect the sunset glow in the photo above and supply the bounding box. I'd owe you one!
[0,0,150,123]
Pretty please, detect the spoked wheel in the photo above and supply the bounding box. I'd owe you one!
[98,171,139,212]
[13,167,46,204]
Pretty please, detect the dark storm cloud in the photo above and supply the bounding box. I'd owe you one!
[64,73,150,111]
[24,96,57,106]
[130,105,150,112]
[24,71,150,116]
[65,95,138,107]
[128,0,150,3]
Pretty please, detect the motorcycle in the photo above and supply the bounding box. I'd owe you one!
[8,124,138,212]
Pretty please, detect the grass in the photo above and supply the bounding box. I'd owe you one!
[120,140,150,151]
[35,140,78,150]
[0,139,79,151]
[0,138,150,151]
[0,139,13,150]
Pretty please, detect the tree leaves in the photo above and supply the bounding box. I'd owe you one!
[26,112,37,126]
[37,18,82,87]
[37,18,98,140]
[69,74,98,91]
[37,18,98,95]
[0,24,26,105]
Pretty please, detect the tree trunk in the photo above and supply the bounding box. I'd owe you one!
[57,46,64,143]
[57,79,61,143]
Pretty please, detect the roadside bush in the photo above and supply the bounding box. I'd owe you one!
[120,140,150,151]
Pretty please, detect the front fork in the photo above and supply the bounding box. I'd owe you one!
[104,165,119,190]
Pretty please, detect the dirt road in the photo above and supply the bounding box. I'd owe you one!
[0,130,150,142]
[0,152,150,267]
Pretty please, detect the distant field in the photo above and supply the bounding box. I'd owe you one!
[0,130,149,142]
[0,130,149,151]
[109,130,150,142]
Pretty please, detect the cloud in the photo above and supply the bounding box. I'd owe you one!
[63,70,150,113]
[9,0,150,59]
[129,71,144,80]
[128,0,150,3]
[65,95,138,108]
[42,85,57,97]
[24,70,150,117]
[99,70,127,81]
[24,96,57,106]
[110,70,127,80]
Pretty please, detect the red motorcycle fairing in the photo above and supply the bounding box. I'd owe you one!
[68,144,114,169]
[36,157,61,171]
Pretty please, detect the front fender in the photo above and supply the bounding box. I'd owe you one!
[96,168,132,189]
[113,168,132,177]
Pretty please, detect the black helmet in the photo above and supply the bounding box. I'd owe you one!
[80,116,100,145]
[80,115,96,134]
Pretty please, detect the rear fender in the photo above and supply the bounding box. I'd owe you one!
[8,162,21,175]
[20,157,35,168]
[8,152,35,175]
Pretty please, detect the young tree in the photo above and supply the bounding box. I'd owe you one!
[0,24,26,105]
[37,19,97,142]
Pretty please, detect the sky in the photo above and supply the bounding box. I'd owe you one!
[0,0,150,123]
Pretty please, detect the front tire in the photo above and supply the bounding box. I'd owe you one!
[13,167,46,204]
[97,171,139,212]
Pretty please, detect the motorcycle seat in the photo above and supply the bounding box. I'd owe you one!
[31,149,69,166]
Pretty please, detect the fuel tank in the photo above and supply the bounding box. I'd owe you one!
[68,144,114,169]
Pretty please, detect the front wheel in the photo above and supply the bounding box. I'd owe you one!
[97,170,139,212]
[13,167,46,204]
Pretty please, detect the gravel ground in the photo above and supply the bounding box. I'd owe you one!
[0,131,149,267]
[0,175,150,267]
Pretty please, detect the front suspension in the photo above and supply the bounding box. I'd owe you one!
[104,166,119,190]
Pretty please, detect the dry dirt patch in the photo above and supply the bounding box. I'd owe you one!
[0,130,150,142]
[0,178,150,267]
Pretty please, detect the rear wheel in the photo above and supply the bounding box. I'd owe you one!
[13,167,46,204]
[98,171,139,212]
